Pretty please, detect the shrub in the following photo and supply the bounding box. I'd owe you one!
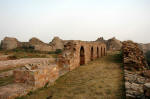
[48,51,55,54]
[55,49,62,54]
[145,51,150,66]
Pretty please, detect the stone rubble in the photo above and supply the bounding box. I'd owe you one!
[123,40,150,99]
[123,40,148,71]
[124,70,150,98]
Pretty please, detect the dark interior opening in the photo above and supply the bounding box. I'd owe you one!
[91,47,94,61]
[97,47,99,58]
[101,47,103,57]
[104,47,105,56]
[80,46,85,65]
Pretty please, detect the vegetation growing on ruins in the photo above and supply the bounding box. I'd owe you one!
[0,48,62,59]
[16,51,125,99]
[145,51,150,67]
[0,76,13,87]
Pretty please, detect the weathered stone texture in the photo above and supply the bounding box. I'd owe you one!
[29,37,45,46]
[123,40,148,71]
[107,37,122,51]
[49,36,64,50]
[0,84,33,99]
[0,55,10,61]
[1,37,19,50]
[0,37,56,51]
[123,40,150,99]
[29,37,53,51]
[59,41,106,71]
[124,70,150,99]
[0,58,55,71]
[96,37,122,51]
[0,39,106,99]
[14,63,59,88]
[33,44,53,52]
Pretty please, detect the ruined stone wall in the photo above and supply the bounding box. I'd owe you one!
[123,41,148,71]
[59,40,106,71]
[0,37,58,52]
[13,41,106,89]
[0,40,106,99]
[14,41,106,88]
[0,58,55,71]
[122,41,150,99]
[1,37,19,50]
[14,62,59,88]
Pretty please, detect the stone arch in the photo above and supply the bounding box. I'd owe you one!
[91,46,94,61]
[80,46,85,65]
[97,47,99,58]
[101,46,103,57]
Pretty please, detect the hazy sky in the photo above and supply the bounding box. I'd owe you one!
[0,0,150,43]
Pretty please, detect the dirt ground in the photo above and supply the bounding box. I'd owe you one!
[17,51,125,99]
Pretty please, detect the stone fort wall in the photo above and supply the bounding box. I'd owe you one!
[58,40,106,74]
[0,40,106,99]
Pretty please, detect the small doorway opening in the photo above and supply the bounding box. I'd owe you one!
[80,46,85,65]
[101,47,103,57]
[97,47,99,58]
[91,47,94,61]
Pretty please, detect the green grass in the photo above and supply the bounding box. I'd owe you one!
[145,51,150,69]
[0,48,59,59]
[0,76,14,87]
[16,51,125,99]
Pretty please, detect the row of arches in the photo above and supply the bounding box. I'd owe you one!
[80,46,106,65]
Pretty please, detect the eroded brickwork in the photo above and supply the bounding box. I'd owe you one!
[123,41,150,99]
[59,40,106,71]
[0,40,106,99]
[14,63,59,88]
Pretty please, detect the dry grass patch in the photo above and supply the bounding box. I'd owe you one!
[0,76,14,87]
[16,51,125,99]
[0,48,58,59]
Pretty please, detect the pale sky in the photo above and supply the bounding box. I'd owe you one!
[0,0,150,43]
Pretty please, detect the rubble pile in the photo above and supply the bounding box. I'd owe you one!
[122,40,150,99]
[123,40,148,71]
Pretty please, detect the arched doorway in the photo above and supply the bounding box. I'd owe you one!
[101,47,103,57]
[80,46,85,65]
[91,47,94,61]
[97,47,99,58]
